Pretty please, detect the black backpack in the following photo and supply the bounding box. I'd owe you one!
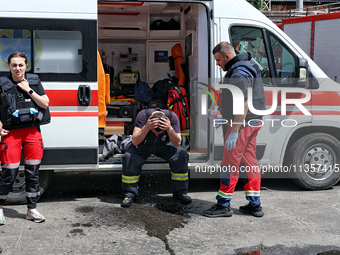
[152,78,173,101]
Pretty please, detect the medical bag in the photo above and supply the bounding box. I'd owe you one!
[167,85,190,131]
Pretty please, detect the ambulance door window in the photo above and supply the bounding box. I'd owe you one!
[34,30,82,73]
[267,31,297,87]
[0,29,31,72]
[230,26,272,86]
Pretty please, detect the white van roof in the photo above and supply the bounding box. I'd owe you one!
[214,0,272,25]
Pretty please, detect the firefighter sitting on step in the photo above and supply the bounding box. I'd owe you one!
[121,108,191,207]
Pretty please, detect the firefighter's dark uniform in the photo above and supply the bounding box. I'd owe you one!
[0,74,50,208]
[122,109,189,198]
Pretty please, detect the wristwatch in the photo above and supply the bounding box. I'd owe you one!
[28,89,34,95]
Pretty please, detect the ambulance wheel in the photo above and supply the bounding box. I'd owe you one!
[287,133,340,190]
[3,170,52,204]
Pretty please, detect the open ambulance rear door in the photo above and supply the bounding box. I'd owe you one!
[97,0,216,172]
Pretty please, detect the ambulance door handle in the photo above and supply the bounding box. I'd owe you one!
[77,85,91,106]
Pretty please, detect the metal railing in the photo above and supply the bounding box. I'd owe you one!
[289,2,340,17]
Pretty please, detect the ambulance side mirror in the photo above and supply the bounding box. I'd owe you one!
[296,58,309,88]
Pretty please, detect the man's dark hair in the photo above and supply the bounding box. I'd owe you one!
[151,111,166,132]
[152,112,166,119]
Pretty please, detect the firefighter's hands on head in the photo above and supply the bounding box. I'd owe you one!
[148,114,170,135]
[16,78,30,93]
[225,131,238,151]
[158,117,171,132]
[147,115,160,131]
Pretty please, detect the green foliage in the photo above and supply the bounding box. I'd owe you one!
[252,0,263,10]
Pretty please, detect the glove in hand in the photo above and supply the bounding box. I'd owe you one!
[225,131,238,151]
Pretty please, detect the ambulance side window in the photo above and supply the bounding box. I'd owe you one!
[34,30,82,74]
[0,29,32,72]
[230,26,299,87]
[230,26,272,86]
[0,18,96,82]
[267,31,297,87]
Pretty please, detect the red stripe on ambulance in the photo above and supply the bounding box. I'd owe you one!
[45,90,98,107]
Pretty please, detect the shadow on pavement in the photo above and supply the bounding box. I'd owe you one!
[40,171,310,204]
[0,207,25,219]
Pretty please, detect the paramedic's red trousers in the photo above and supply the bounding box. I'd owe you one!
[0,127,44,208]
[216,124,262,207]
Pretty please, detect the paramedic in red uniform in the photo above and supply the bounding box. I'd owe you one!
[203,42,266,217]
[0,52,50,225]
[121,108,191,207]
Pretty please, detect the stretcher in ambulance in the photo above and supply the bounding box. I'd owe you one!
[0,0,340,203]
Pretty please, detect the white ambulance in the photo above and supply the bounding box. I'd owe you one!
[0,0,339,203]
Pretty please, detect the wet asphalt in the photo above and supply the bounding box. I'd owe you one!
[0,171,339,255]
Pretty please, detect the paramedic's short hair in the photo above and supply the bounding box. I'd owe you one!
[213,42,235,55]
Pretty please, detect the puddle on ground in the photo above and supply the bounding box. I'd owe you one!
[75,206,95,213]
[317,251,340,255]
[72,222,93,228]
[112,199,188,255]
[75,197,188,255]
[75,204,340,255]
[235,243,340,255]
[237,251,269,255]
[69,228,85,236]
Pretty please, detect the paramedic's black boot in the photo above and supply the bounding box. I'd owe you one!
[239,203,264,217]
[203,204,233,217]
[173,192,192,205]
[121,197,134,208]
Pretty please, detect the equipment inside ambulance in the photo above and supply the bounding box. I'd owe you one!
[100,42,191,158]
[97,46,139,144]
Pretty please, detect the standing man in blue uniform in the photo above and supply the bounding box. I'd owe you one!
[121,108,191,207]
[203,42,266,217]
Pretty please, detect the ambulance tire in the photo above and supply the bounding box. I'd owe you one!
[287,133,340,190]
[4,170,52,204]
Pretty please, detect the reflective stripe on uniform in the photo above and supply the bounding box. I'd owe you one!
[122,175,140,184]
[171,172,188,181]
[26,192,40,198]
[0,195,7,200]
[245,190,260,197]
[25,159,42,165]
[2,162,20,169]
[217,190,233,199]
